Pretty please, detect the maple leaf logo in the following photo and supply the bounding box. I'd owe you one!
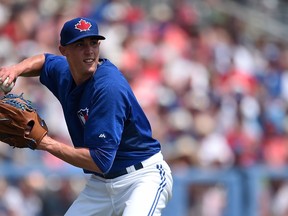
[75,19,92,32]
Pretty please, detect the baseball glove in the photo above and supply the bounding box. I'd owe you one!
[0,93,48,149]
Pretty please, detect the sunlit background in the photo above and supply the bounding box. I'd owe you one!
[1,0,288,215]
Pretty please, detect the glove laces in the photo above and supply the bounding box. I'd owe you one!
[1,93,35,111]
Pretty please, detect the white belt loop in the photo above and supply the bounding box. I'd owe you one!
[126,165,136,173]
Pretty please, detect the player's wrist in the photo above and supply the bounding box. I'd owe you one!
[37,135,52,150]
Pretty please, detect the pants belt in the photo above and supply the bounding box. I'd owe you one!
[101,151,163,179]
[103,162,144,179]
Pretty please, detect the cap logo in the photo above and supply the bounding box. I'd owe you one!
[75,19,92,32]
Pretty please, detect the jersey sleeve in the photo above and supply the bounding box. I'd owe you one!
[89,147,117,175]
[40,53,70,99]
[85,79,130,174]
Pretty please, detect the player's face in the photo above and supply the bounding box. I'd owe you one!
[59,37,101,84]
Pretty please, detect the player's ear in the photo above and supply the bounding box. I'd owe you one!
[59,45,66,56]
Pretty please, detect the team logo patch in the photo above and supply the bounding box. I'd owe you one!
[77,108,89,125]
[75,19,92,32]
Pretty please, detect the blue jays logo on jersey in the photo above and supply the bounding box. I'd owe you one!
[77,108,89,125]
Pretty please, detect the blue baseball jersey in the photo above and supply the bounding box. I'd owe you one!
[40,54,161,175]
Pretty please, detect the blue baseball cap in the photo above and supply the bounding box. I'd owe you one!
[60,17,105,46]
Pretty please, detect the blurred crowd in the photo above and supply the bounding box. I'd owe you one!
[0,0,288,215]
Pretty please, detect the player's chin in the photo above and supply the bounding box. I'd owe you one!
[85,69,96,77]
[84,63,97,73]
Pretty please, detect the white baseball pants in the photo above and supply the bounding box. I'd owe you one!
[64,152,173,216]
